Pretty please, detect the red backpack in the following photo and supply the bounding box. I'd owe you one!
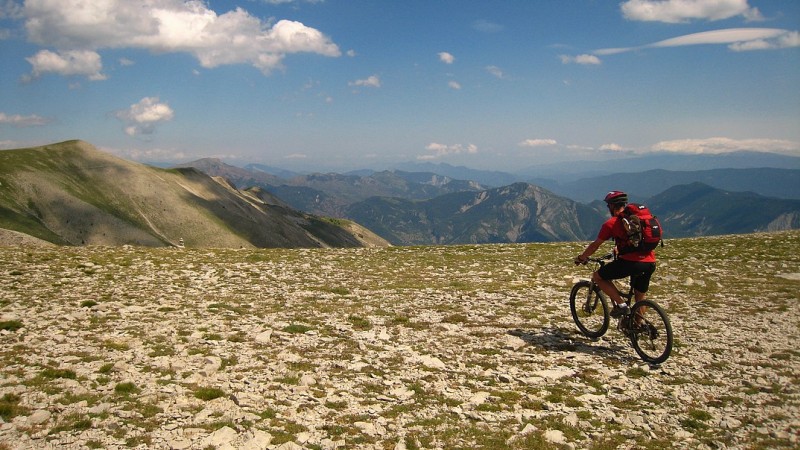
[619,203,663,254]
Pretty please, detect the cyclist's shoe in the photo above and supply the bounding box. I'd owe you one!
[610,303,629,318]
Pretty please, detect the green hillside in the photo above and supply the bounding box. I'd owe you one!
[0,140,388,248]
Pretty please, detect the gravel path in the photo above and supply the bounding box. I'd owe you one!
[1,232,798,449]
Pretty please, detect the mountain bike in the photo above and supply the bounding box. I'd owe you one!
[570,254,673,364]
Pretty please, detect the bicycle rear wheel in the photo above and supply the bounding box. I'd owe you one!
[629,300,673,364]
[569,281,610,339]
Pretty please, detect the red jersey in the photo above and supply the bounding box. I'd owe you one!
[597,215,656,263]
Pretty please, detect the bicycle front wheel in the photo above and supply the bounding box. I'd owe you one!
[569,281,610,339]
[629,300,673,365]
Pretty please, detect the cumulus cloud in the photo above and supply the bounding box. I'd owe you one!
[115,97,174,136]
[0,112,49,127]
[600,143,626,151]
[25,49,106,80]
[559,54,602,65]
[594,28,799,56]
[349,75,381,88]
[519,139,558,147]
[651,137,800,156]
[20,0,340,78]
[419,142,478,160]
[447,80,461,90]
[620,0,762,23]
[438,51,455,64]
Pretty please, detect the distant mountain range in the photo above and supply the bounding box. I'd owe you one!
[393,151,800,192]
[177,158,488,217]
[648,182,800,237]
[345,183,601,245]
[344,182,800,245]
[544,168,800,202]
[2,140,798,248]
[180,156,800,245]
[0,141,388,248]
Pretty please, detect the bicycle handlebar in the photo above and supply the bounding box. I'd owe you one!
[575,253,615,265]
[588,253,614,263]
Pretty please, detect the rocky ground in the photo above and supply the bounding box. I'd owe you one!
[0,231,798,450]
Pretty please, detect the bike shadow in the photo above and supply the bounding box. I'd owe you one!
[508,326,633,362]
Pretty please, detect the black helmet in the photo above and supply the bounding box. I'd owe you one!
[603,190,628,205]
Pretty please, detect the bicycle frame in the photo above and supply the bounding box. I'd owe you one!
[583,255,635,306]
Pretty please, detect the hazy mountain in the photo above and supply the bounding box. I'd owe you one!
[244,163,302,180]
[346,182,604,245]
[0,141,388,248]
[648,182,800,237]
[175,158,285,187]
[517,151,800,180]
[344,180,800,245]
[180,159,488,217]
[547,168,800,203]
[393,161,521,187]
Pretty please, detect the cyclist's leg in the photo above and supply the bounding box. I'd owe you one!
[594,260,632,306]
[631,263,656,323]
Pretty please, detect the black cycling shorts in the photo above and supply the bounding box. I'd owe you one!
[597,259,656,293]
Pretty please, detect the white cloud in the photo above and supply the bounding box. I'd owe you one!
[21,0,340,78]
[594,28,799,56]
[486,65,505,79]
[438,51,455,64]
[284,153,308,159]
[600,143,626,151]
[115,97,174,136]
[447,80,461,90]
[729,30,800,51]
[25,49,106,80]
[621,0,762,24]
[651,137,800,156]
[349,75,381,88]
[419,142,478,160]
[0,112,49,127]
[559,53,602,65]
[519,139,558,147]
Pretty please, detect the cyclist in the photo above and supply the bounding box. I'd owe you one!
[574,191,656,318]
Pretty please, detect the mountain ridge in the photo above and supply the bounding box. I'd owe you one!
[0,141,388,248]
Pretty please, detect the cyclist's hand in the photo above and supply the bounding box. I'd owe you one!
[574,255,588,265]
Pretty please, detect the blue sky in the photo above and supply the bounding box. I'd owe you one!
[1,0,798,172]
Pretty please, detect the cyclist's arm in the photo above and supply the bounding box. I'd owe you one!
[576,238,605,264]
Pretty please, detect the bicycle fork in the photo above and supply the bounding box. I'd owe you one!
[584,281,598,313]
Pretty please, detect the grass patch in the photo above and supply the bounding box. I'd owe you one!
[0,320,22,332]
[283,324,313,334]
[194,386,225,401]
[626,366,649,378]
[40,368,77,380]
[49,412,92,435]
[0,393,28,421]
[114,382,140,397]
[347,315,372,331]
